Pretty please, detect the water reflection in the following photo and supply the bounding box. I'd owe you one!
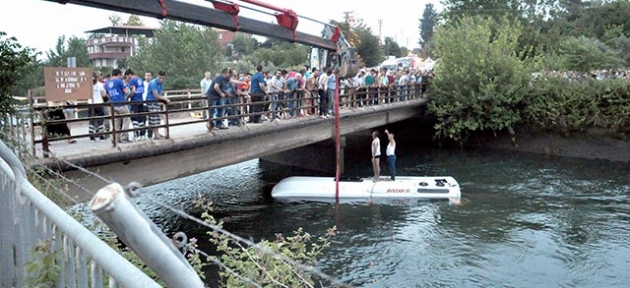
[123,147,630,288]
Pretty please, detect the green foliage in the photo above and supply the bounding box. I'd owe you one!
[0,31,37,113]
[441,0,523,22]
[231,33,260,59]
[400,46,409,56]
[355,27,383,67]
[524,77,630,135]
[429,16,534,144]
[125,15,144,26]
[45,35,91,68]
[248,42,308,68]
[556,36,623,72]
[232,59,277,75]
[382,37,402,58]
[109,14,123,26]
[25,240,61,287]
[127,20,224,90]
[195,198,336,287]
[419,3,437,48]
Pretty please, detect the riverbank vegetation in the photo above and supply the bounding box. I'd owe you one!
[429,0,630,145]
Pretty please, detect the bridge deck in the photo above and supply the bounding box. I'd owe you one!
[33,98,427,164]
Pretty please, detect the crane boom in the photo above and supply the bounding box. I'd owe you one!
[43,0,336,50]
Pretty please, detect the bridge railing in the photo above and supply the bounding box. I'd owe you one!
[23,83,426,157]
[0,140,162,288]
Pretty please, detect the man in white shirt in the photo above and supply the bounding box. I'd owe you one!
[354,70,366,107]
[142,71,153,138]
[89,72,107,141]
[268,70,285,120]
[199,71,213,119]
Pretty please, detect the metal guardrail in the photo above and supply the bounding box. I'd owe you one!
[0,140,162,288]
[17,83,427,157]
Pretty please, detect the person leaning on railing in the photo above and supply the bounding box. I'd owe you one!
[304,70,319,115]
[249,65,268,124]
[105,69,132,143]
[145,70,170,140]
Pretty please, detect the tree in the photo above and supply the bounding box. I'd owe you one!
[125,15,144,26]
[556,36,623,72]
[127,20,223,89]
[419,3,437,47]
[355,27,383,67]
[230,33,259,58]
[441,0,522,22]
[429,16,534,144]
[382,37,402,57]
[45,35,91,68]
[400,46,409,56]
[249,42,308,68]
[0,32,37,115]
[108,14,123,26]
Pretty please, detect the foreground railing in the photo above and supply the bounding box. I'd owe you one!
[0,140,162,288]
[22,83,426,156]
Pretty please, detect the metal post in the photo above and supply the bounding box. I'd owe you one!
[42,116,50,158]
[164,103,170,139]
[89,183,204,288]
[187,90,192,110]
[334,75,341,201]
[110,103,116,147]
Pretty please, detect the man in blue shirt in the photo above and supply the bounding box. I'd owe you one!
[249,64,267,124]
[128,69,147,141]
[146,70,170,139]
[206,68,230,130]
[285,73,303,117]
[105,68,132,143]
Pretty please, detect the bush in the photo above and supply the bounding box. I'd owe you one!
[195,198,336,287]
[429,16,535,144]
[525,77,630,135]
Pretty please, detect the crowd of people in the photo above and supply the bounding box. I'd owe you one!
[199,64,434,130]
[83,64,433,143]
[535,69,630,82]
[89,68,169,143]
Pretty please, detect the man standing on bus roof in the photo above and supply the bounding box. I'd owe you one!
[371,130,381,182]
[384,129,396,181]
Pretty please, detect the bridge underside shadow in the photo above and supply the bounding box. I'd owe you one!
[259,137,347,174]
[56,99,426,201]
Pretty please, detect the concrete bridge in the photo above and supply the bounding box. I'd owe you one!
[27,90,428,201]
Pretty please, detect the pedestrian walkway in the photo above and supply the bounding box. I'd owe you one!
[35,108,354,159]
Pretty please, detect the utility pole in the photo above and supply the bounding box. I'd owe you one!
[343,11,353,23]
[378,19,382,44]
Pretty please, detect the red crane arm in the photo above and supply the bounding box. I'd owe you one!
[237,0,298,41]
[44,0,335,49]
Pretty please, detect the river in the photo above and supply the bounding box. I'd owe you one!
[134,143,630,288]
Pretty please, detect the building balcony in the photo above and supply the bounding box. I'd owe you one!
[88,51,131,60]
[86,36,137,46]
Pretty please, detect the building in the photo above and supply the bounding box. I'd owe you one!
[85,26,156,68]
[216,29,237,50]
[216,29,253,51]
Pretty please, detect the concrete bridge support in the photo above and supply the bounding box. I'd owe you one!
[260,137,346,174]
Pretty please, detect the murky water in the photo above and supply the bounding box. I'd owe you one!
[135,145,630,288]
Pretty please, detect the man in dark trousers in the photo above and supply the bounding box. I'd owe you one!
[250,65,268,124]
[384,129,396,181]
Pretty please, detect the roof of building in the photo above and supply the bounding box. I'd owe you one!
[85,26,157,37]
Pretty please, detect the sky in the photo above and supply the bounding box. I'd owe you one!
[1,0,442,56]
